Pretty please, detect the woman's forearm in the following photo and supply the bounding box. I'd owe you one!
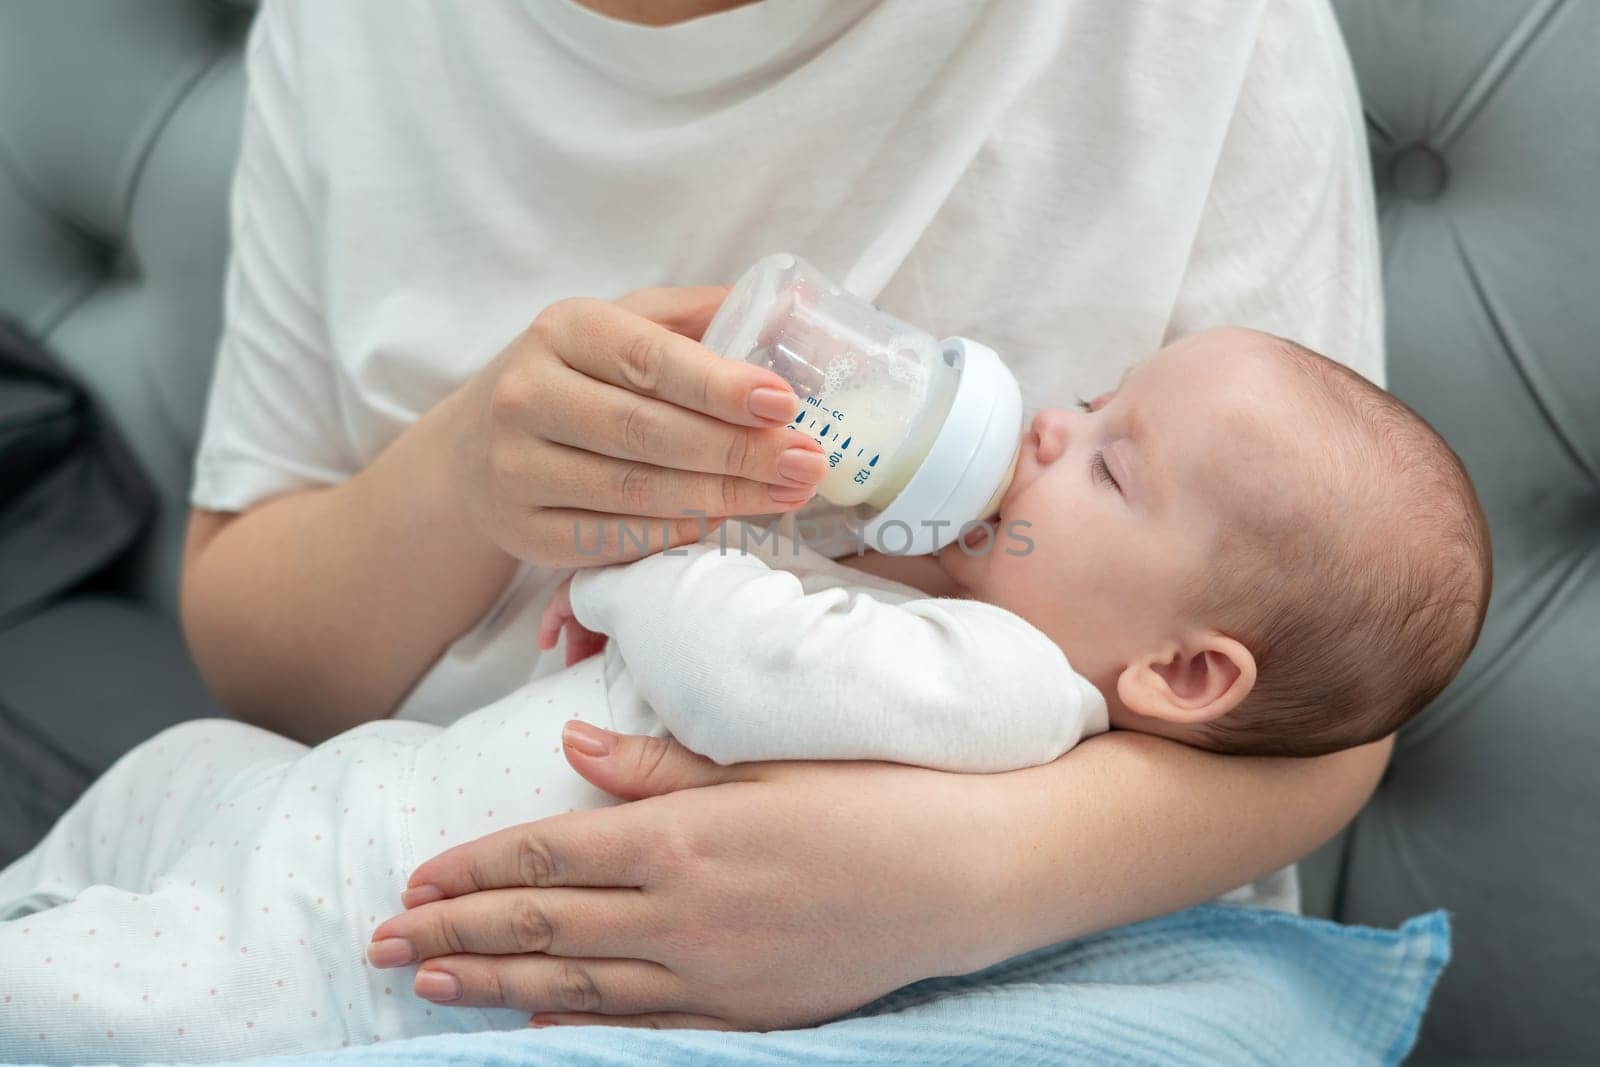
[973,731,1391,964]
[180,386,519,742]
[180,289,823,743]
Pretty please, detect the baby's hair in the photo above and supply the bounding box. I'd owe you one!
[1194,337,1492,758]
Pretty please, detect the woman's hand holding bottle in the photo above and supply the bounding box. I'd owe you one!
[444,286,826,567]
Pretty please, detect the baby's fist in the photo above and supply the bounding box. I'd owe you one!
[537,576,608,667]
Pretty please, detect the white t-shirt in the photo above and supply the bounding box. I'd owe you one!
[193,0,1383,913]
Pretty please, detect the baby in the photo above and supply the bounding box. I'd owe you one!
[0,327,1491,1062]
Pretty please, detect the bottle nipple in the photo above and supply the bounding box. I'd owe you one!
[975,445,1021,523]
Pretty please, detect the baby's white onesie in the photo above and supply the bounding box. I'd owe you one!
[571,524,1106,772]
[0,527,1104,1062]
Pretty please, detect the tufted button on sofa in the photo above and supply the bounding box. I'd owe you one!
[1,1,1595,1060]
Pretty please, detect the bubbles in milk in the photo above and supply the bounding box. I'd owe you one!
[886,344,930,389]
[821,352,858,394]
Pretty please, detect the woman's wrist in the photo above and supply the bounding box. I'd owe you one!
[394,378,516,577]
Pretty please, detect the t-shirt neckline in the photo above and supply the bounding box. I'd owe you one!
[528,0,873,96]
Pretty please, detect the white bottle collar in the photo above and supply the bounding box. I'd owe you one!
[860,338,1022,555]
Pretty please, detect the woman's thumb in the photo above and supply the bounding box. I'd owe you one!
[561,721,737,800]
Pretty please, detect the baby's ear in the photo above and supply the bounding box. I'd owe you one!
[1116,632,1256,726]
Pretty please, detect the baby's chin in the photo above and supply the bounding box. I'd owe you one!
[936,538,986,592]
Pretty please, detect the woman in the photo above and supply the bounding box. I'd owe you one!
[182,0,1388,1032]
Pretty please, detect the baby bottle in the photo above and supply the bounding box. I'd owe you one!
[702,253,1022,554]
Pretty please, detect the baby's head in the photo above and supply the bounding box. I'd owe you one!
[940,327,1491,757]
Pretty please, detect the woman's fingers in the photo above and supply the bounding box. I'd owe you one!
[510,440,816,518]
[400,805,661,899]
[561,725,752,801]
[409,953,686,1016]
[459,286,809,570]
[530,1012,736,1031]
[392,731,748,905]
[534,298,796,428]
[530,369,820,486]
[376,729,750,922]
[369,886,657,962]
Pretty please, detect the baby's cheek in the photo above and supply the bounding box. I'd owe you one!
[974,551,1048,622]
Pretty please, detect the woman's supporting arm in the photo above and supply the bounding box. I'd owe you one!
[368,726,1390,1029]
[181,387,518,742]
[975,730,1389,965]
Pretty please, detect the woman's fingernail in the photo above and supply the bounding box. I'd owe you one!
[776,447,826,485]
[562,720,615,757]
[415,970,461,1003]
[748,387,798,423]
[769,485,814,504]
[366,938,417,968]
[401,884,445,908]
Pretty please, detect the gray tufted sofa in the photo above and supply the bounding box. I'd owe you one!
[1,1,1595,1061]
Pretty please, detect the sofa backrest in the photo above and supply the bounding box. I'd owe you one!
[1326,0,1599,1059]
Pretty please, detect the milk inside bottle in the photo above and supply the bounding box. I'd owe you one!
[702,253,1023,554]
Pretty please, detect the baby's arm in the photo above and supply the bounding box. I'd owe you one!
[568,544,1105,772]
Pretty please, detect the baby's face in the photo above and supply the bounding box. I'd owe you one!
[939,328,1316,699]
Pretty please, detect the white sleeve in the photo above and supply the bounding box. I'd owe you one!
[569,545,1106,772]
[1164,0,1385,386]
[190,0,358,512]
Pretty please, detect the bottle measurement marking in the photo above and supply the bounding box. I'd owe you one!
[789,400,875,472]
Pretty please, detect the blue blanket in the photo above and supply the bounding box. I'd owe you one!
[12,904,1450,1067]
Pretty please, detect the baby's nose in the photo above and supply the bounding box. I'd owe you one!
[1032,409,1072,463]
